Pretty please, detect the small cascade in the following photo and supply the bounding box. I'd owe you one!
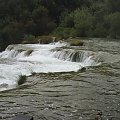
[0,49,25,59]
[0,41,119,92]
[0,45,34,59]
[0,42,76,91]
[51,49,101,67]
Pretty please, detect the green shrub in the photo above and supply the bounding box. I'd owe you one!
[60,12,74,28]
[93,23,107,37]
[36,36,53,44]
[53,27,72,38]
[69,28,77,37]
[2,22,23,44]
[74,8,95,37]
[47,22,57,33]
[18,75,27,85]
[105,12,120,38]
[24,34,36,42]
[52,27,65,36]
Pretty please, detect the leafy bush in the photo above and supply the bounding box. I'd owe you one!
[69,28,78,37]
[1,22,23,43]
[36,36,53,44]
[105,12,120,38]
[60,10,74,28]
[24,34,36,42]
[93,23,107,37]
[18,75,27,85]
[47,22,57,33]
[53,27,70,38]
[74,8,95,37]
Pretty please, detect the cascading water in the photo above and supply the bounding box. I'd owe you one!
[0,41,119,91]
[51,49,101,66]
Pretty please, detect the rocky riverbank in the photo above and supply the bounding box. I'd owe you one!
[0,65,120,120]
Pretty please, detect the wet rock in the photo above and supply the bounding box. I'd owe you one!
[12,114,33,120]
[97,112,102,116]
[104,90,118,95]
[95,112,103,120]
[81,67,86,72]
[0,83,8,88]
[95,115,102,120]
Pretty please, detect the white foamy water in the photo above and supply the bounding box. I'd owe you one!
[0,41,99,91]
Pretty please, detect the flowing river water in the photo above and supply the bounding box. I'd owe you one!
[0,38,120,120]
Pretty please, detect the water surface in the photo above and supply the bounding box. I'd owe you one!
[0,38,120,120]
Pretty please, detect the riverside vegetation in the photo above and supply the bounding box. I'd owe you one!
[0,0,120,51]
[18,75,27,85]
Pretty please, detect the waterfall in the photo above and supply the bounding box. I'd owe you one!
[0,42,81,91]
[0,41,119,91]
[51,49,101,67]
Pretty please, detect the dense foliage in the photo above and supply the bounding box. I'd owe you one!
[0,0,120,51]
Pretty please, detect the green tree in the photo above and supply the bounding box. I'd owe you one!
[60,10,74,28]
[47,22,57,33]
[105,12,120,38]
[32,6,49,35]
[1,22,24,44]
[74,8,95,37]
[93,23,107,37]
[105,0,120,13]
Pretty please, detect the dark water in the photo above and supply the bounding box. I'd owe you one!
[0,38,120,120]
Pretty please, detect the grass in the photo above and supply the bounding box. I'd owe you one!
[18,75,27,85]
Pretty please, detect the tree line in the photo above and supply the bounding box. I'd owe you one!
[0,0,120,51]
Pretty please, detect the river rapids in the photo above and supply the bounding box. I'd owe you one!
[0,38,120,120]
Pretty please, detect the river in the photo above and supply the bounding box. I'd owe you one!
[0,38,120,120]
